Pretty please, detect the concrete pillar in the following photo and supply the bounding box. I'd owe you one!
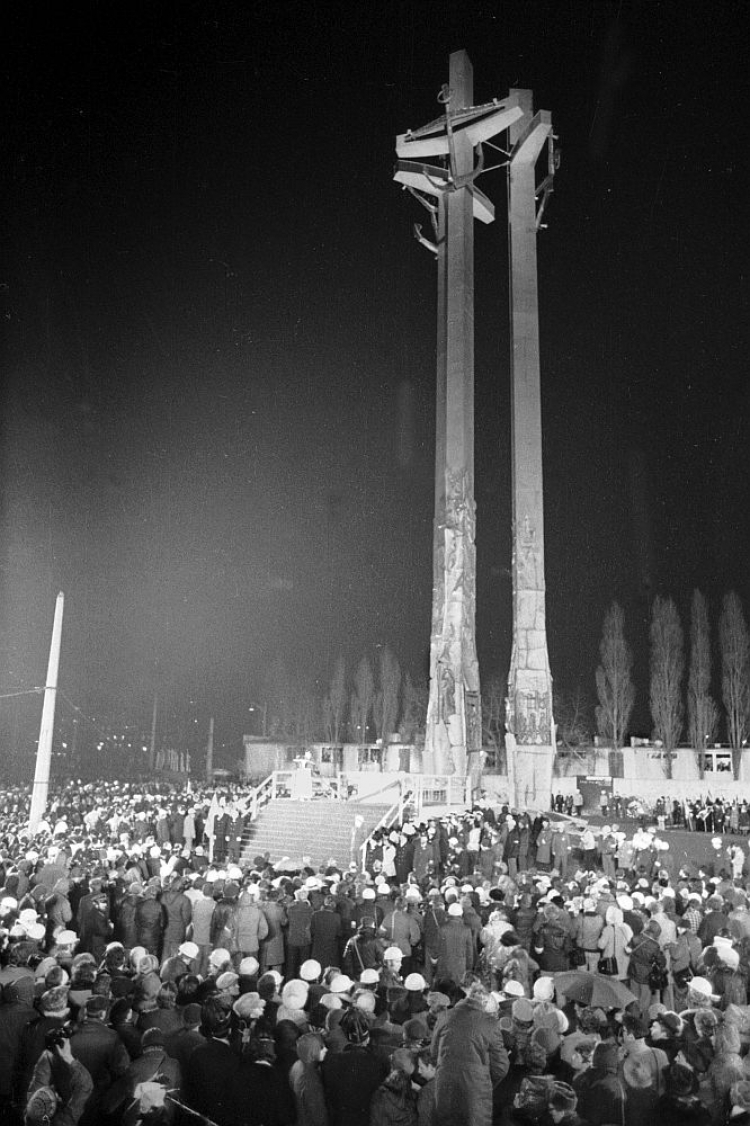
[505,91,555,808]
[425,50,481,779]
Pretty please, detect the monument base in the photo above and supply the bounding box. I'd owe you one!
[505,734,555,812]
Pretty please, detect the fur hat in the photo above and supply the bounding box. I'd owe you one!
[300,960,322,982]
[233,992,266,1021]
[84,995,109,1018]
[215,972,240,996]
[238,956,260,976]
[511,998,534,1025]
[142,1027,165,1048]
[623,1055,655,1089]
[39,985,70,1015]
[25,1087,58,1124]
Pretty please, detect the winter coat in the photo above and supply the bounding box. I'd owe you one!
[435,919,475,985]
[574,911,604,952]
[210,898,236,949]
[114,893,140,949]
[27,1051,93,1126]
[628,933,664,986]
[161,888,192,958]
[289,1058,330,1126]
[260,899,287,967]
[70,1017,130,1123]
[433,995,509,1126]
[190,894,216,945]
[231,894,269,954]
[369,1067,418,1126]
[322,1044,390,1126]
[78,892,111,961]
[287,900,314,948]
[135,894,166,958]
[310,906,342,969]
[598,906,633,979]
[379,908,421,960]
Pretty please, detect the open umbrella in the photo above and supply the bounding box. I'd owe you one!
[553,971,637,1010]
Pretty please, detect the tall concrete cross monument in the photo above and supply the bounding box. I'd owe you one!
[394,51,523,784]
[504,90,558,810]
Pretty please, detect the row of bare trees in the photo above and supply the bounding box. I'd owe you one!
[261,648,427,748]
[595,590,750,778]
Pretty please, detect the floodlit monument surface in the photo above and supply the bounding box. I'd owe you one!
[395,51,557,809]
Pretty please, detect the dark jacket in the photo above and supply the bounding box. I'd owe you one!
[135,893,167,958]
[432,995,509,1126]
[322,1044,389,1126]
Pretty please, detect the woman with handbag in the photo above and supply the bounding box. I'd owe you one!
[598,905,633,979]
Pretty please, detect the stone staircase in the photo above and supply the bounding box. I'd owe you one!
[240,799,394,871]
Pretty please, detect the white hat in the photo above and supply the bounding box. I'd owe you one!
[501,980,525,998]
[404,973,427,991]
[362,888,376,900]
[329,973,354,994]
[239,957,260,976]
[26,923,46,943]
[383,946,403,962]
[300,959,322,982]
[359,968,380,984]
[281,980,309,1009]
[689,977,717,999]
[179,941,200,961]
[447,903,463,917]
[209,948,231,968]
[533,977,555,1001]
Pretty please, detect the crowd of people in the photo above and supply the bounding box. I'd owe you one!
[552,790,750,834]
[2,777,750,1125]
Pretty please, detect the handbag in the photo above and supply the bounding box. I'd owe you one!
[570,946,587,967]
[648,956,669,993]
[597,956,617,976]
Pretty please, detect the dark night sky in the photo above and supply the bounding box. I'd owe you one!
[2,0,748,757]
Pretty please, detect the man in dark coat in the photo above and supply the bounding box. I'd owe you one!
[77,878,112,961]
[135,880,167,959]
[310,896,343,971]
[69,995,130,1126]
[435,903,475,985]
[0,976,36,1120]
[321,1007,389,1126]
[432,984,509,1126]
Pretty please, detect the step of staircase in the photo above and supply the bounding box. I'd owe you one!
[241,800,393,871]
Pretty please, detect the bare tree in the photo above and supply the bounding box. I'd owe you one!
[719,590,750,779]
[650,595,685,778]
[687,589,718,777]
[400,671,427,744]
[555,687,592,750]
[321,656,347,743]
[595,601,635,750]
[349,655,375,745]
[372,646,401,748]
